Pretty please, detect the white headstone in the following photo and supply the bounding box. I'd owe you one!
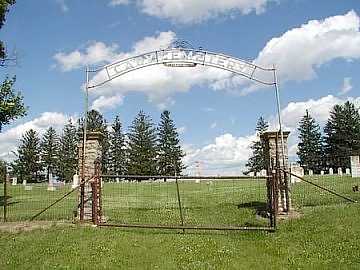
[337,167,343,176]
[11,177,17,186]
[195,179,200,184]
[260,169,267,177]
[47,173,56,191]
[329,168,334,175]
[308,169,313,176]
[72,174,79,189]
[320,170,324,175]
[346,168,351,175]
[290,164,304,183]
[116,177,120,183]
[22,179,27,186]
[249,172,255,177]
[350,156,360,178]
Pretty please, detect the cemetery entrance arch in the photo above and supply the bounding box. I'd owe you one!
[80,41,288,231]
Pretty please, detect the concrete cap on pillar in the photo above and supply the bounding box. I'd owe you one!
[260,131,290,140]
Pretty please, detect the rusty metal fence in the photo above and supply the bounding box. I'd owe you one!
[97,175,276,231]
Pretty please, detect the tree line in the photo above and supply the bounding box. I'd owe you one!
[245,101,360,174]
[9,109,185,182]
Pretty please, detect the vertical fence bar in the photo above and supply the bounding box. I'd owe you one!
[3,167,8,222]
[175,175,185,232]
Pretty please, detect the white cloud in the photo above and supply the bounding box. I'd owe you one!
[55,0,69,13]
[339,77,353,95]
[109,0,273,24]
[216,11,360,94]
[0,112,72,161]
[53,31,230,111]
[183,94,360,174]
[53,11,360,110]
[91,95,124,112]
[109,0,129,6]
[183,133,256,175]
[53,42,120,71]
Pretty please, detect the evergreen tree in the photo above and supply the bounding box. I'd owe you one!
[15,129,42,182]
[58,119,78,182]
[245,116,269,174]
[40,127,59,180]
[109,115,126,175]
[297,110,323,173]
[324,101,360,169]
[127,111,158,176]
[79,110,110,173]
[157,110,185,175]
[0,159,6,183]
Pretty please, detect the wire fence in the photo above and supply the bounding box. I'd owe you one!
[0,181,77,222]
[101,176,270,229]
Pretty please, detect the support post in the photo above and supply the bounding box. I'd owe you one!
[3,167,8,222]
[78,132,103,222]
[261,131,291,215]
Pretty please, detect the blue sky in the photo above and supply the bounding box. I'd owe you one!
[1,0,360,174]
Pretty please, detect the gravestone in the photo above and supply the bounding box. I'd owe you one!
[22,179,26,186]
[47,172,56,191]
[11,177,17,186]
[329,168,334,175]
[320,170,324,175]
[260,169,267,177]
[249,172,255,177]
[337,168,343,176]
[290,164,303,183]
[350,156,360,178]
[308,169,313,176]
[72,174,79,189]
[346,168,351,175]
[116,177,120,183]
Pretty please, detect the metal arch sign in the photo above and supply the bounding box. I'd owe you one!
[89,48,275,88]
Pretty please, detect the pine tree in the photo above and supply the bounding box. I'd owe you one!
[297,110,323,173]
[245,116,269,174]
[157,110,185,175]
[15,129,42,182]
[0,159,6,183]
[58,119,78,182]
[79,110,110,173]
[324,101,360,169]
[127,111,158,176]
[40,127,59,180]
[109,115,126,175]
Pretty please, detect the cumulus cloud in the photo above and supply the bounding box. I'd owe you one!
[339,77,353,95]
[216,11,360,93]
[91,95,124,112]
[53,11,360,110]
[183,133,256,175]
[135,0,272,24]
[0,112,72,161]
[184,94,360,174]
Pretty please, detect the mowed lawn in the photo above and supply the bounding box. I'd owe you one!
[0,176,359,269]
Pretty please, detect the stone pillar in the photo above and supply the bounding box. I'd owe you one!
[261,131,291,214]
[78,132,102,221]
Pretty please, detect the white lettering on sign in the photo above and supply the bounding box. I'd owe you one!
[105,48,258,81]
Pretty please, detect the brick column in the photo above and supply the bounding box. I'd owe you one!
[261,131,290,214]
[78,132,102,221]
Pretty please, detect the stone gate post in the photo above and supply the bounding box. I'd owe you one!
[78,132,102,221]
[261,131,291,214]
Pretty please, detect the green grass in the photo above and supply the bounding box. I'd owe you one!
[0,176,359,269]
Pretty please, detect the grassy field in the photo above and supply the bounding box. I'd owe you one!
[0,176,359,269]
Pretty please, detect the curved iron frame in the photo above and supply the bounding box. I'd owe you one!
[80,47,287,229]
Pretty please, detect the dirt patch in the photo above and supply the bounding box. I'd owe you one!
[277,209,303,221]
[0,221,75,233]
